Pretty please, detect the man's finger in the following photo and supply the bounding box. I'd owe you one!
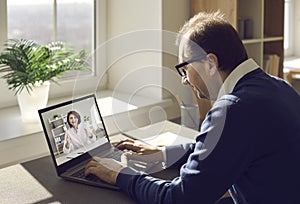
[85,166,98,176]
[114,138,135,148]
[85,160,99,170]
[116,142,140,152]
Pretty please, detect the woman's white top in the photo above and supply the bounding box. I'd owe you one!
[63,123,96,154]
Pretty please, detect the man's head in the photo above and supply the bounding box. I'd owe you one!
[176,11,248,100]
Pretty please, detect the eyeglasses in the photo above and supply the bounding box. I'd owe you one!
[175,55,208,77]
[175,61,189,77]
[175,59,197,77]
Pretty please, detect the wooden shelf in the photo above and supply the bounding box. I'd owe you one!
[242,38,263,44]
[263,37,284,42]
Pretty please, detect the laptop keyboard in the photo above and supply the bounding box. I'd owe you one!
[107,149,123,161]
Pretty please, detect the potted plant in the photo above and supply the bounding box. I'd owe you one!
[0,39,90,122]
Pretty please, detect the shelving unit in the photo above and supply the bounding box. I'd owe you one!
[48,114,68,154]
[191,0,284,78]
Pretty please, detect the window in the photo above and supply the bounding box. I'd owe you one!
[284,0,294,57]
[0,0,107,108]
[7,0,95,75]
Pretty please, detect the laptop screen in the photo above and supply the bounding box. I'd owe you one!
[39,94,110,166]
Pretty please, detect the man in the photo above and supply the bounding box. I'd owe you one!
[85,11,300,204]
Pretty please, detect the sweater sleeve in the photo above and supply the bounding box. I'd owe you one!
[164,143,195,169]
[116,95,254,204]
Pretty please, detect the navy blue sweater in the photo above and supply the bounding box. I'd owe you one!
[117,68,300,204]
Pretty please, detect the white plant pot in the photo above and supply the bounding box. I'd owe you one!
[17,81,50,123]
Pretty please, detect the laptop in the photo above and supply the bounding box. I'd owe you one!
[38,94,126,190]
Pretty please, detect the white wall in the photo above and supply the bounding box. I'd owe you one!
[0,1,15,108]
[162,0,195,106]
[106,0,194,109]
[106,0,162,100]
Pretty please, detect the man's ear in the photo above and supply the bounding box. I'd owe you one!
[206,53,219,76]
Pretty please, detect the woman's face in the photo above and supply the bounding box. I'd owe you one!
[68,114,79,128]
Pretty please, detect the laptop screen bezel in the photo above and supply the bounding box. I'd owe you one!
[38,94,111,175]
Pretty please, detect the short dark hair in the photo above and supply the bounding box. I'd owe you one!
[67,110,81,128]
[177,11,248,71]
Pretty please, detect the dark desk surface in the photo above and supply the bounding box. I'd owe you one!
[0,156,134,204]
[0,121,199,203]
[0,155,179,204]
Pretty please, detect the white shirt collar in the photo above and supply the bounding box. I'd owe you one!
[217,58,260,99]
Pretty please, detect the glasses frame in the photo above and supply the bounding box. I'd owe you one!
[175,58,199,77]
[175,55,209,77]
[175,61,189,77]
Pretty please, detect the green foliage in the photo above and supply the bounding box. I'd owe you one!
[83,115,90,123]
[0,39,90,94]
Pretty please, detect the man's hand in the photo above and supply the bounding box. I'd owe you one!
[115,139,164,163]
[85,157,126,185]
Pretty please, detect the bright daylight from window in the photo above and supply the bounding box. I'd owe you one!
[7,0,94,77]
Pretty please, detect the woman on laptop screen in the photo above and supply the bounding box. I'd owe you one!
[63,110,96,154]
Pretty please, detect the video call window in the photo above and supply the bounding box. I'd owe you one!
[40,96,109,165]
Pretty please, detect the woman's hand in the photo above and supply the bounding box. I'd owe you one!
[84,128,93,139]
[65,134,71,149]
